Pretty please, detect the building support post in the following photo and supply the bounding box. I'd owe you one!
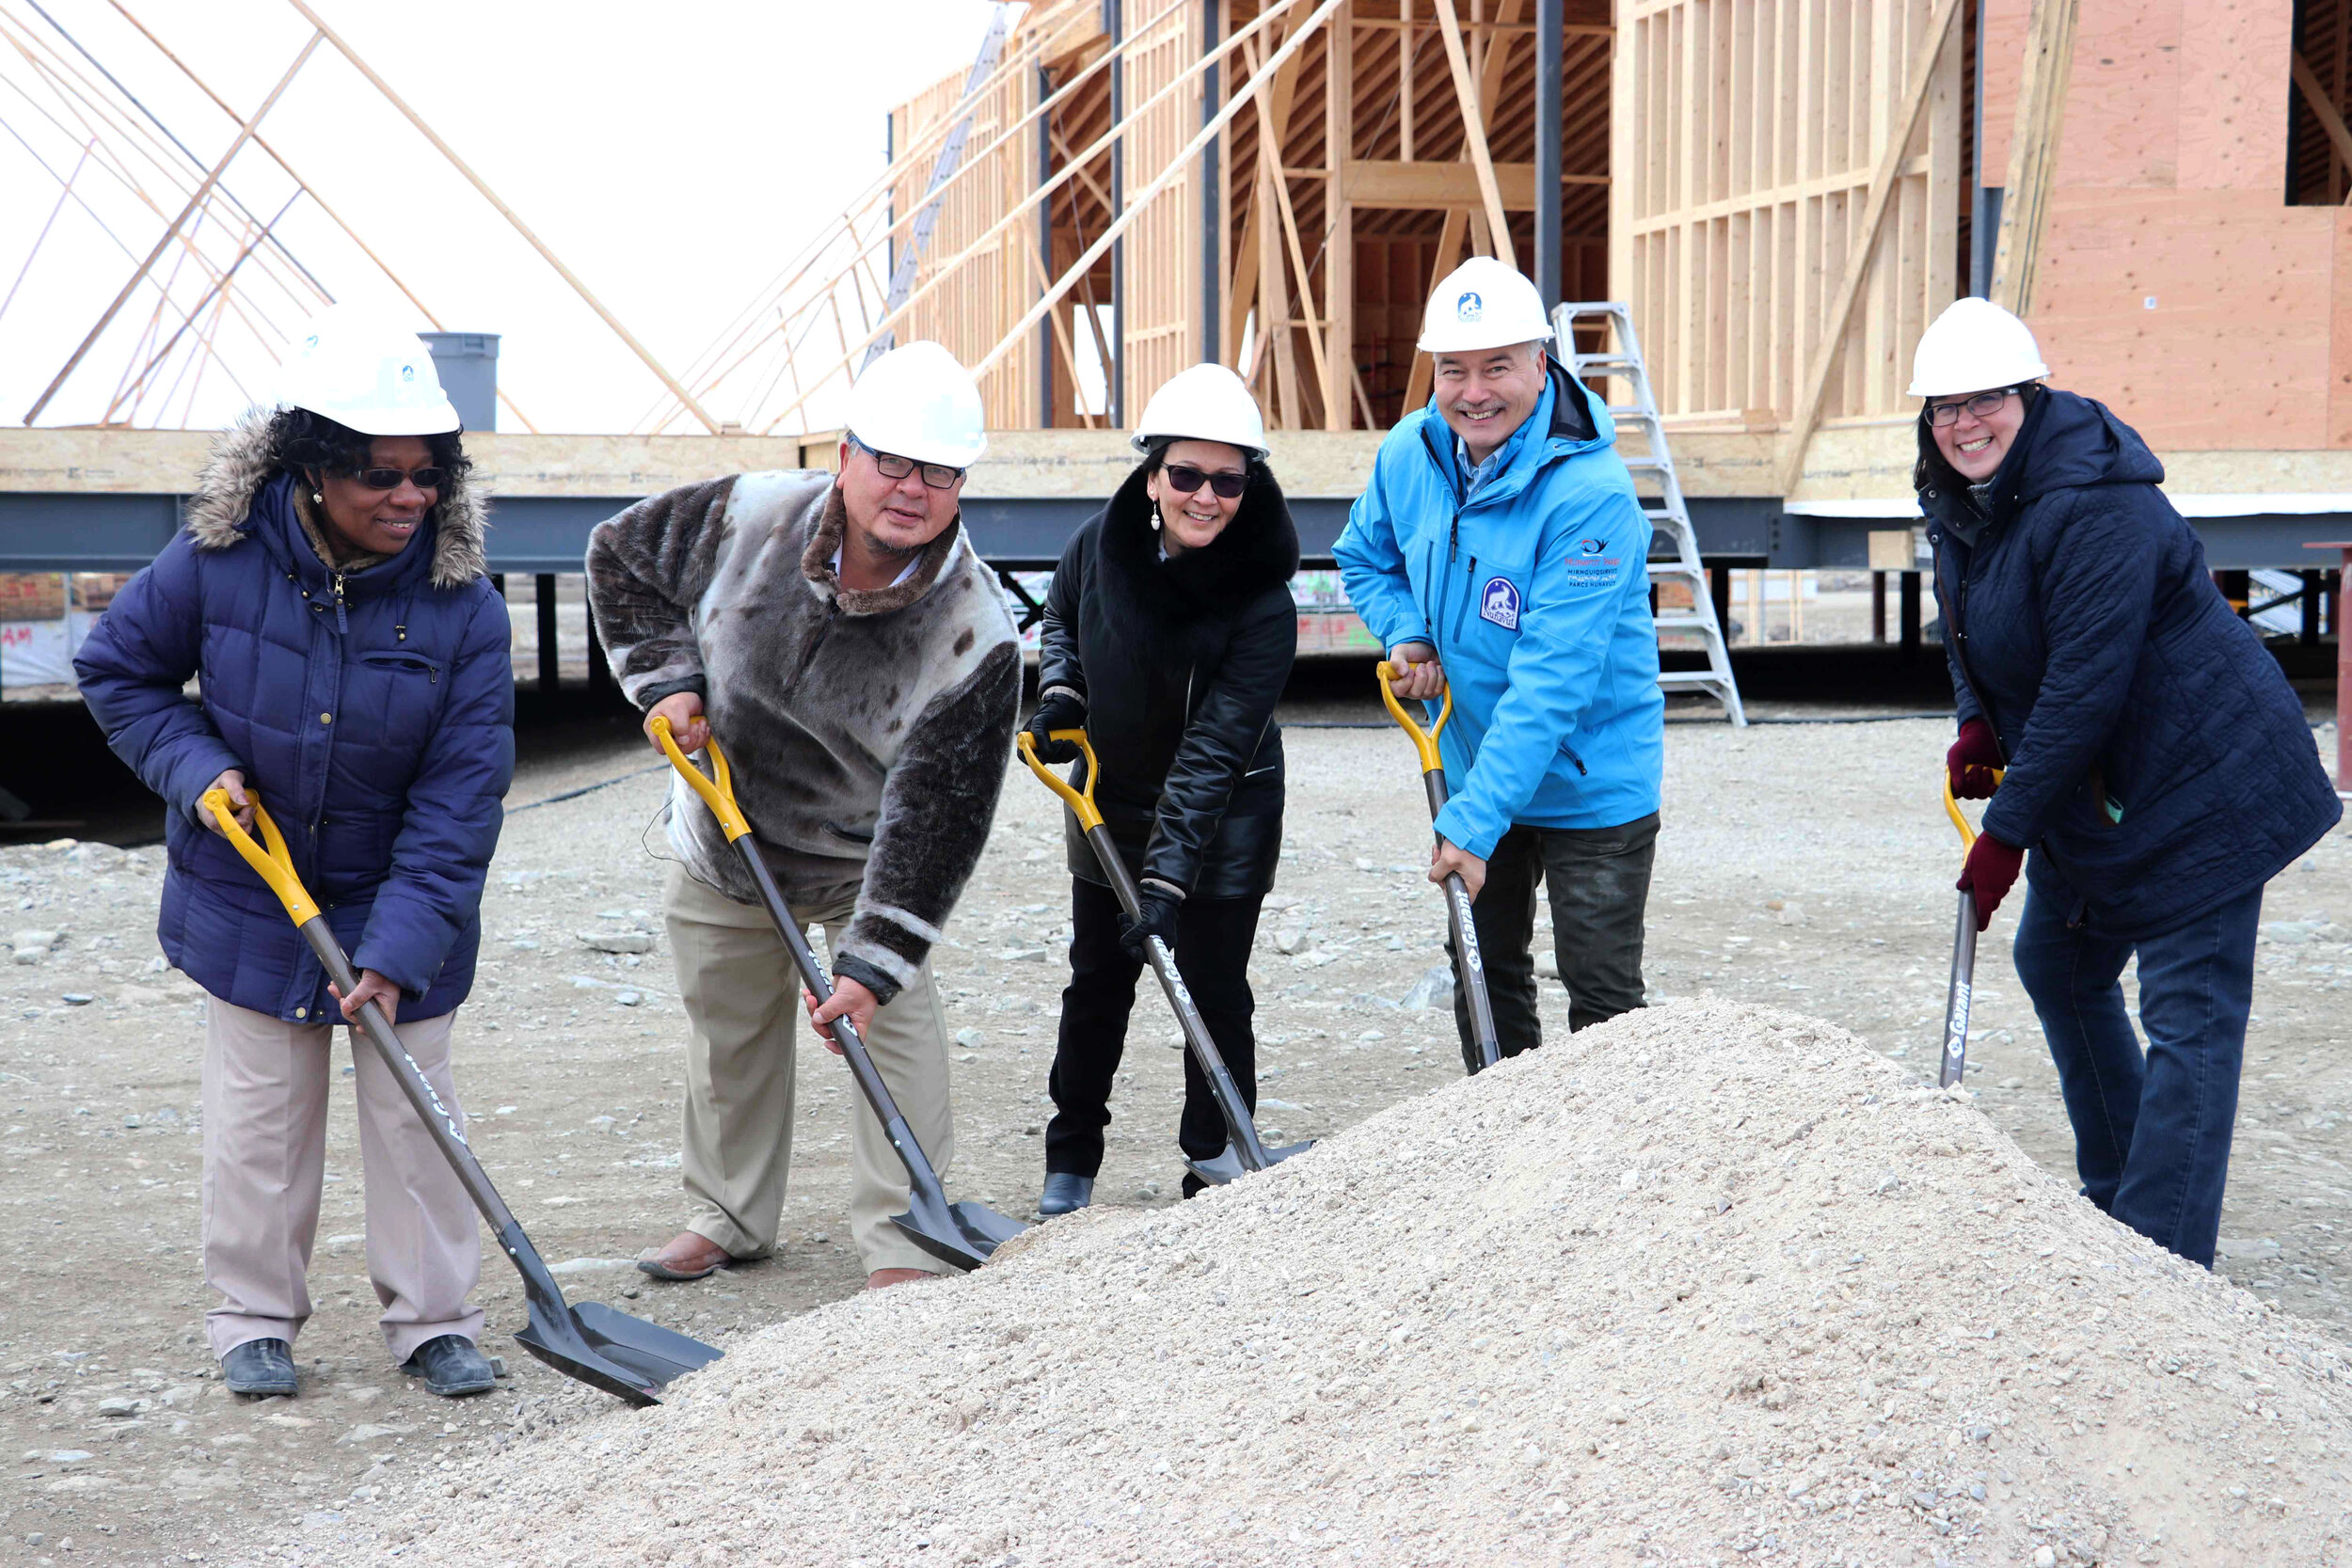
[536,574,560,693]
[1534,0,1563,309]
[1106,0,1127,427]
[1201,1,1222,366]
[1038,65,1057,426]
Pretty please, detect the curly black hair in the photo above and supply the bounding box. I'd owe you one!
[264,406,470,495]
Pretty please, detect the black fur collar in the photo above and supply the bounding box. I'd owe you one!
[1098,459,1299,607]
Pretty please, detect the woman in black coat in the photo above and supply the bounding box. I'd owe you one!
[1913,299,2339,1270]
[1025,364,1298,1213]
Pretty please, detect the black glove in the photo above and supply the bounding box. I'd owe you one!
[1025,690,1087,763]
[1118,890,1180,962]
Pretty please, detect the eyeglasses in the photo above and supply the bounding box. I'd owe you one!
[1924,388,2023,427]
[345,466,447,491]
[1162,463,1248,499]
[850,435,962,490]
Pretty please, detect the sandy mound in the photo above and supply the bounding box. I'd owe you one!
[354,1001,2352,1566]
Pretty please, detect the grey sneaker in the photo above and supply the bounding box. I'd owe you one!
[400,1335,495,1398]
[1039,1172,1094,1217]
[222,1338,297,1397]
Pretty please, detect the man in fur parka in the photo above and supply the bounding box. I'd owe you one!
[587,342,1020,1291]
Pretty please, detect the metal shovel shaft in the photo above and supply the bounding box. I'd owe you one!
[1422,768,1502,1072]
[726,840,955,1197]
[1940,889,1978,1088]
[1083,822,1272,1172]
[289,920,682,1404]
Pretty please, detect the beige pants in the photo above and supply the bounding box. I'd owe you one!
[663,863,955,1275]
[201,998,484,1361]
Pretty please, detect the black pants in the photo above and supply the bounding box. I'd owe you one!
[1044,877,1263,1183]
[1451,814,1660,1074]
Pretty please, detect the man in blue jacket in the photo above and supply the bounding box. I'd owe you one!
[1337,259,1665,1072]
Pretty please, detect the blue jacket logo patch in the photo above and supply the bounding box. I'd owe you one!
[1479,576,1521,630]
[1579,537,1608,555]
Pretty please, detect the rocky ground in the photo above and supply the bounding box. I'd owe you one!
[1,696,2346,1565]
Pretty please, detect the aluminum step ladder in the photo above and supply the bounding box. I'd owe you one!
[1550,300,1746,726]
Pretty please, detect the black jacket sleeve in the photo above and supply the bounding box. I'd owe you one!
[1140,586,1296,898]
[1036,526,1089,708]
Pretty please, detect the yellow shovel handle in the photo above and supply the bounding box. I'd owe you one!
[1016,729,1104,832]
[650,715,752,843]
[1942,768,2007,847]
[201,789,321,927]
[1375,657,1452,774]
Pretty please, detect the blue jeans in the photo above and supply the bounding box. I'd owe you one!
[2010,881,2263,1269]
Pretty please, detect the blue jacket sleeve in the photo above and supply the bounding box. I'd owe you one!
[1979,494,2156,852]
[352,591,516,996]
[1333,458,1431,655]
[72,539,247,827]
[1433,474,1643,859]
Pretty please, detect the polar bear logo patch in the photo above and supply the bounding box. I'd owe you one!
[1479,576,1521,630]
[1456,290,1484,323]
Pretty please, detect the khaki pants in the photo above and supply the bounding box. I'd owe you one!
[201,998,484,1361]
[663,863,955,1275]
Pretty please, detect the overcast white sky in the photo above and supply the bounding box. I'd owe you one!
[0,0,1000,434]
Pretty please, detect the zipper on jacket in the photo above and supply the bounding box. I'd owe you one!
[1450,555,1479,642]
[1561,744,1587,776]
[331,571,349,635]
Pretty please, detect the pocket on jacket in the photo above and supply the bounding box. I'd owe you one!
[824,819,876,846]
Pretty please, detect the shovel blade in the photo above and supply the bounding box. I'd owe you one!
[891,1196,1028,1273]
[512,1298,723,1407]
[1185,1136,1316,1187]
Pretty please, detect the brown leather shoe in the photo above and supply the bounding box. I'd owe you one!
[864,1267,938,1291]
[635,1231,736,1282]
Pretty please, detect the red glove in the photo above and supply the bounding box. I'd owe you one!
[1957,832,2025,932]
[1947,718,2003,800]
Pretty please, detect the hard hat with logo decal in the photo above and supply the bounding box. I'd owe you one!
[1131,362,1268,461]
[1906,297,2049,399]
[1416,256,1554,355]
[845,340,989,468]
[278,308,461,436]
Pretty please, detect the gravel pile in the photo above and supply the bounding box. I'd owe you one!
[347,998,2352,1567]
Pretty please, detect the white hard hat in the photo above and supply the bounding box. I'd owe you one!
[845,341,988,468]
[1131,362,1268,461]
[1416,256,1553,355]
[1907,297,2049,398]
[278,308,461,436]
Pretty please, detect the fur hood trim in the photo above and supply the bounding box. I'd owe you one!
[799,482,967,614]
[1100,458,1299,606]
[183,404,489,590]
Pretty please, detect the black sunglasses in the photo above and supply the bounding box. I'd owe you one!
[850,435,962,490]
[344,466,447,492]
[1162,463,1248,499]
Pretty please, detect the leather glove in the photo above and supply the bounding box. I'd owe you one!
[1025,690,1087,764]
[1118,890,1180,962]
[1947,718,2003,800]
[1957,832,2025,933]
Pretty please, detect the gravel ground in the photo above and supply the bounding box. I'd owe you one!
[1,706,2346,1565]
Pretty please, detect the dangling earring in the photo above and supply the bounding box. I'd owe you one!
[311,492,323,504]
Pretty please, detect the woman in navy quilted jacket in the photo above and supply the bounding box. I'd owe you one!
[75,314,514,1400]
[1912,298,2340,1270]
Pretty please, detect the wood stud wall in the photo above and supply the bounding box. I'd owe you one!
[1611,0,1961,427]
[878,0,1613,432]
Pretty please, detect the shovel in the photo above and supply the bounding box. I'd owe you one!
[650,718,1025,1271]
[1017,728,1311,1186]
[1938,769,2006,1088]
[1375,660,1502,1072]
[200,789,721,1407]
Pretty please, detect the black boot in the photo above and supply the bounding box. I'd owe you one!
[400,1335,496,1398]
[221,1338,297,1397]
[1038,1172,1094,1216]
